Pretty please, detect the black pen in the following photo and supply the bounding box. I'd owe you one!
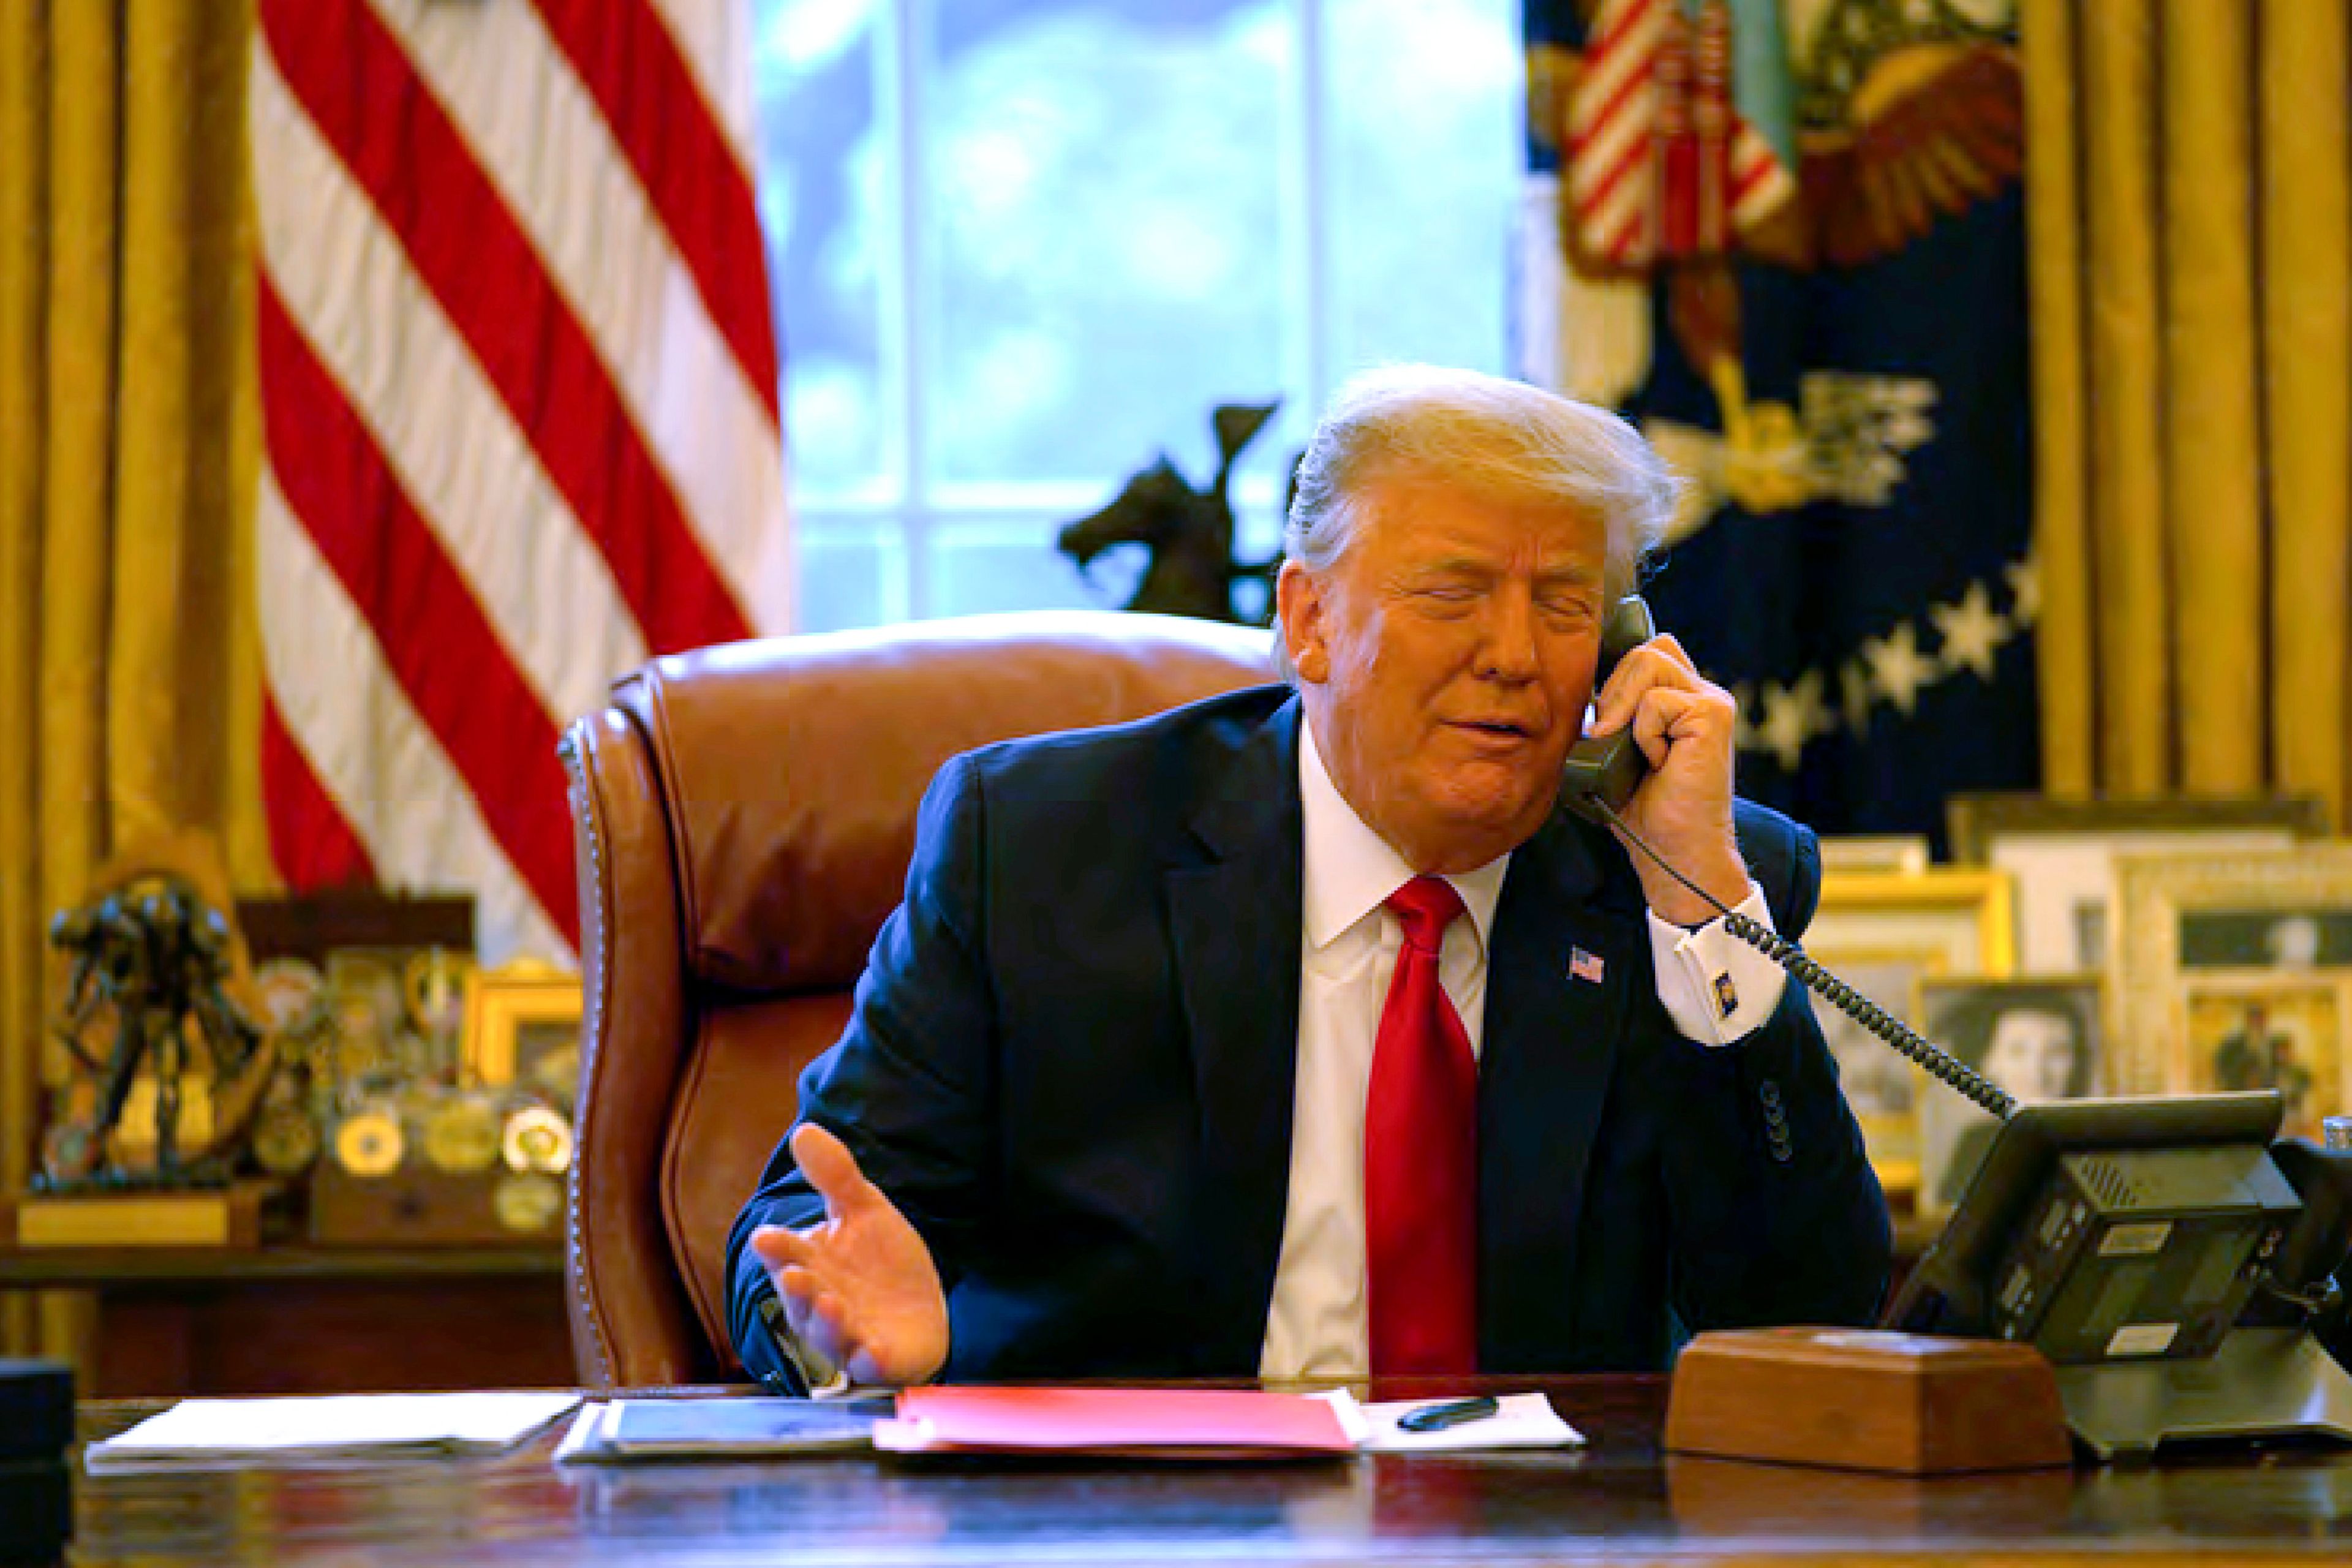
[1396,1395,1499,1433]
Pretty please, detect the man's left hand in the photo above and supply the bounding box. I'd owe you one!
[1581,633,1749,924]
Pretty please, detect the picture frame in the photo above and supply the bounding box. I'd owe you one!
[2113,845,2352,1101]
[1802,870,2017,1199]
[2176,970,2352,1144]
[462,960,585,1111]
[1943,793,2324,977]
[1816,834,1932,876]
[1911,975,2106,1218]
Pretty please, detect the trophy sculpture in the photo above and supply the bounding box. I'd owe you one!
[13,873,278,1246]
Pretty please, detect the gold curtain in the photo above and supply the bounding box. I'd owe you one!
[2027,0,2352,818]
[0,0,268,1359]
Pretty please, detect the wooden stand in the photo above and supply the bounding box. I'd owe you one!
[1665,1327,2073,1475]
[309,1166,549,1246]
[6,1182,276,1250]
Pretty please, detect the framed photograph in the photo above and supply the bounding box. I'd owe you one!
[1817,835,1931,876]
[1803,870,2016,1198]
[464,961,585,1112]
[1912,976,2105,1217]
[1944,793,2323,977]
[2178,971,2351,1143]
[2113,845,2352,1098]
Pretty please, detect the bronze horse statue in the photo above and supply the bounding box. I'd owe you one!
[1058,401,1286,625]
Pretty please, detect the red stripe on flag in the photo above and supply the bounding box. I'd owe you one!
[529,0,780,425]
[1591,0,1660,61]
[1567,42,1657,157]
[258,0,755,655]
[261,685,379,891]
[257,274,581,948]
[1574,134,1653,223]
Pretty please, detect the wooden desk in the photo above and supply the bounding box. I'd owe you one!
[67,1378,2352,1565]
[0,1246,572,1398]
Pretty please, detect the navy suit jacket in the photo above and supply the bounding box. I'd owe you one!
[728,686,1890,1384]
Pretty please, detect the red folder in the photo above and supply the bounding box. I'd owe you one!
[873,1386,1356,1459]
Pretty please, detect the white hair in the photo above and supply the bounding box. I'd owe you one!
[1272,366,1683,682]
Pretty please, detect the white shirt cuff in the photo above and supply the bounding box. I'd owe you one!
[1646,883,1789,1046]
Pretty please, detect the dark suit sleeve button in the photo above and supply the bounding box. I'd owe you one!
[1759,1079,1783,1110]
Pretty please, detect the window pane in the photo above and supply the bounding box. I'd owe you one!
[795,519,908,630]
[1325,0,1519,378]
[753,0,896,502]
[923,0,1291,487]
[928,519,1128,617]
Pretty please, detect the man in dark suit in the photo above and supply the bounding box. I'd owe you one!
[728,367,1890,1391]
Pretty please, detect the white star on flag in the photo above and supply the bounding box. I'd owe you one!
[1863,622,1937,716]
[1930,582,2012,680]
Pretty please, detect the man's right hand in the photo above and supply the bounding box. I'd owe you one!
[748,1123,948,1387]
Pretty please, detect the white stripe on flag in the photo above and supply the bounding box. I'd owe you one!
[648,0,761,165]
[257,472,570,965]
[1568,0,1665,138]
[250,47,649,730]
[370,0,791,634]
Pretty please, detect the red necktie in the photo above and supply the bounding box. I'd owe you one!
[1365,875,1479,1375]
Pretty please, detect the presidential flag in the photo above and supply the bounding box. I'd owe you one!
[1520,0,2035,839]
[250,0,789,961]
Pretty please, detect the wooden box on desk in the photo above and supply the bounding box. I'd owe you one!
[1665,1327,2071,1474]
[309,1166,554,1246]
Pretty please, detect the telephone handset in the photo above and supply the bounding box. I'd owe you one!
[1558,595,2018,1121]
[1560,595,1657,825]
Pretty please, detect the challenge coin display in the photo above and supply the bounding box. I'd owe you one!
[253,1099,322,1177]
[332,1102,405,1178]
[404,949,472,1039]
[421,1093,502,1175]
[249,957,328,1036]
[493,1170,563,1234]
[500,1105,573,1175]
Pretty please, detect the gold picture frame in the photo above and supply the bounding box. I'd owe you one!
[2177,970,2352,1144]
[1816,835,1931,876]
[1802,870,2017,1199]
[462,960,583,1105]
[1944,793,2325,976]
[2113,845,2352,1100]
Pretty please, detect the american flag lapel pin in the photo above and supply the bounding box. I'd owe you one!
[1568,946,1605,985]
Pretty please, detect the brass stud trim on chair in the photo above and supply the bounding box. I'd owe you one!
[557,721,618,1390]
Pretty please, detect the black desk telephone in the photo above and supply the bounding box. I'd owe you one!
[1574,595,2352,1453]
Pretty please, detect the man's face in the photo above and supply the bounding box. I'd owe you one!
[1983,1009,2078,1102]
[1278,474,1608,873]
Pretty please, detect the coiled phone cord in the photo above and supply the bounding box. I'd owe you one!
[1588,797,2019,1123]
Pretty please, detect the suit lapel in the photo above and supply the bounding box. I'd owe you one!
[1477,812,1644,1369]
[1166,698,1304,1373]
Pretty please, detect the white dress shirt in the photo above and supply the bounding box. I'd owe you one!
[1257,723,1791,1379]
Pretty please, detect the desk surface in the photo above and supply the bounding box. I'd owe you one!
[70,1378,2352,1566]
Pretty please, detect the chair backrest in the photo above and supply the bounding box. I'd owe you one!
[559,609,1279,1387]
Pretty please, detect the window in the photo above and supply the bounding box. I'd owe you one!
[751,0,1521,630]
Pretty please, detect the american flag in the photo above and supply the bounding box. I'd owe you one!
[249,0,788,962]
[1565,0,1794,271]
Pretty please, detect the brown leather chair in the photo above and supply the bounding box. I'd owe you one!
[557,609,1278,1388]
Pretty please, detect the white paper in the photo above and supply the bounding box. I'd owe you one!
[87,1392,583,1469]
[1351,1392,1584,1452]
[551,1401,614,1465]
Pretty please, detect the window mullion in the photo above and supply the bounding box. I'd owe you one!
[1292,0,1332,415]
[884,0,930,622]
